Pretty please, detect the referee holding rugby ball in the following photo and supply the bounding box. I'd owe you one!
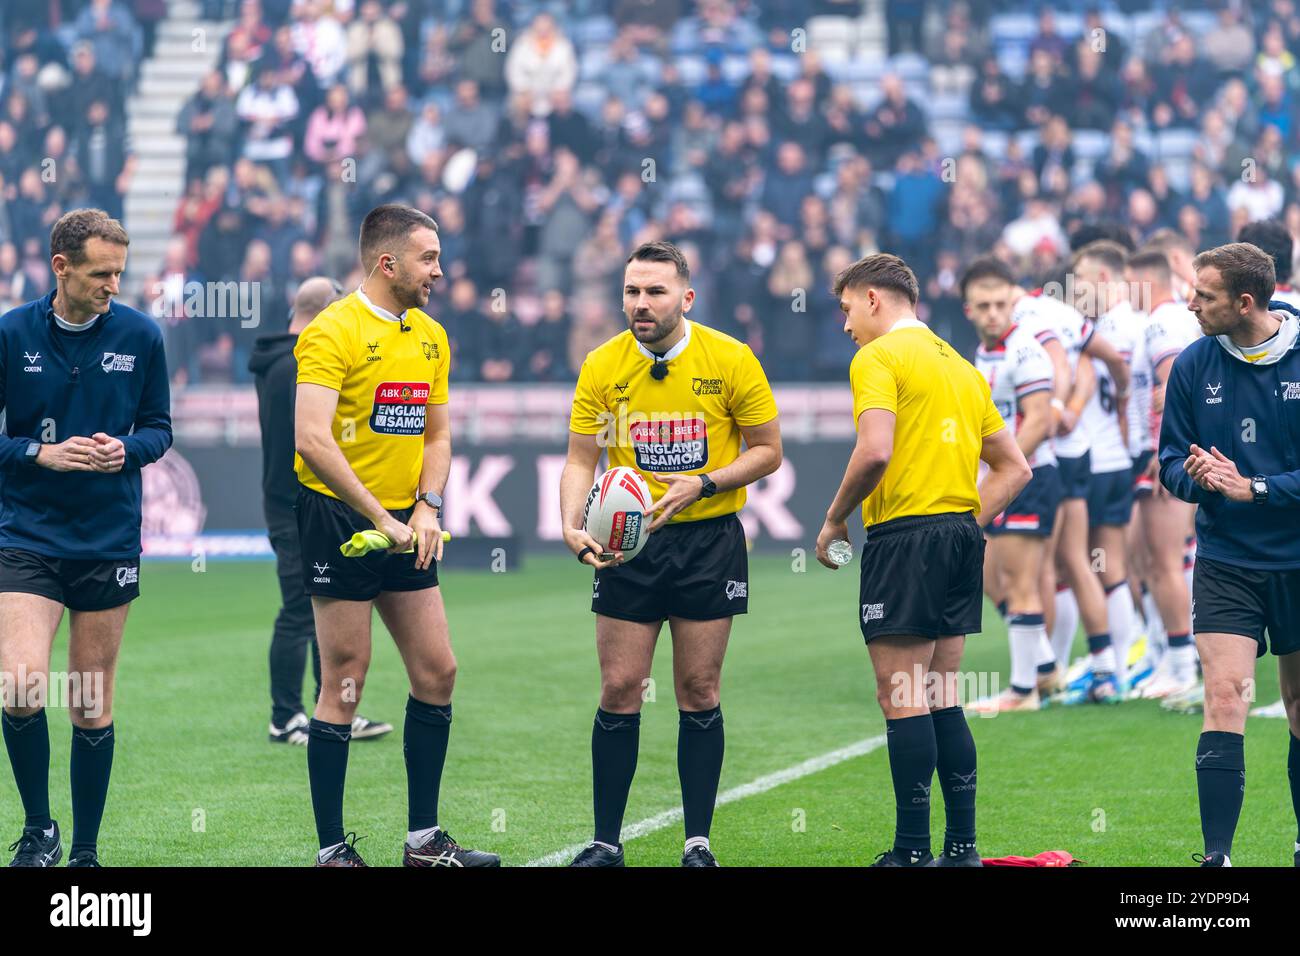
[559,241,782,867]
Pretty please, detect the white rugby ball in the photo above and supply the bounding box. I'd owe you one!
[583,466,653,562]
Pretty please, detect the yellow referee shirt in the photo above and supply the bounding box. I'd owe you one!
[294,289,450,509]
[570,320,778,522]
[850,321,1004,528]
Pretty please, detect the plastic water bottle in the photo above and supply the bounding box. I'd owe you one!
[828,539,853,566]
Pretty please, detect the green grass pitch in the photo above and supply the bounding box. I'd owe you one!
[1,555,1293,867]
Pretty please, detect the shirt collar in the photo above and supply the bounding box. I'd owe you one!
[885,316,926,335]
[356,285,406,324]
[634,318,692,362]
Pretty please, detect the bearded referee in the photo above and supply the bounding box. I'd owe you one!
[294,204,496,867]
[815,254,1030,867]
[0,209,172,867]
[560,240,782,867]
[1159,242,1300,867]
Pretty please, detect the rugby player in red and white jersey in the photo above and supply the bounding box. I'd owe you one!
[1125,249,1200,698]
[1072,241,1141,698]
[962,259,1060,712]
[1014,272,1132,701]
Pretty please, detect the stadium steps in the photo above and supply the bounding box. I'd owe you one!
[122,1,229,301]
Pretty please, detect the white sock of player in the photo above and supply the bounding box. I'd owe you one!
[407,825,440,848]
[1036,630,1056,669]
[1051,588,1078,671]
[1142,589,1165,660]
[1106,582,1135,688]
[684,836,710,853]
[1007,613,1046,694]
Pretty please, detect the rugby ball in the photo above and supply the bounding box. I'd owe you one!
[583,466,653,562]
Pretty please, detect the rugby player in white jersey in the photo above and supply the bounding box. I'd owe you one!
[1006,286,1090,685]
[1014,277,1132,701]
[1072,240,1141,697]
[1126,249,1199,697]
[962,259,1060,712]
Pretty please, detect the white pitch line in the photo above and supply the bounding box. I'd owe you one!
[525,733,888,867]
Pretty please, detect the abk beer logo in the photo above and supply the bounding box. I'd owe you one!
[628,417,707,472]
[371,381,429,435]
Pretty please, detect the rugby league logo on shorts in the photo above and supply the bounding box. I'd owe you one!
[115,566,138,587]
[862,602,884,623]
[371,381,429,436]
[725,580,746,599]
[628,417,708,472]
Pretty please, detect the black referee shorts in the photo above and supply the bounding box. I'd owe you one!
[591,513,748,623]
[1192,555,1300,657]
[0,548,139,611]
[296,486,437,602]
[859,511,985,643]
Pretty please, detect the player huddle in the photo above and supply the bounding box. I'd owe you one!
[1,203,1297,868]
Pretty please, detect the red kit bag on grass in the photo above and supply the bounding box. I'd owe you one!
[981,851,1081,867]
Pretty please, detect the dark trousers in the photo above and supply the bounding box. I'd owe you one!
[267,505,321,726]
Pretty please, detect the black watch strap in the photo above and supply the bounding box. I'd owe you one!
[698,473,717,499]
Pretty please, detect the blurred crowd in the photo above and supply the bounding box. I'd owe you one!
[3,0,1300,383]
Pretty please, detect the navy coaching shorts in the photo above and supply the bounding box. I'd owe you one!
[0,549,140,611]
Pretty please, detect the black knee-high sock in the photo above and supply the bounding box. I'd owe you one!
[3,710,51,829]
[70,724,115,855]
[886,713,937,856]
[1196,731,1245,857]
[931,705,977,852]
[308,718,352,849]
[404,696,451,832]
[591,708,640,846]
[1288,733,1300,845]
[678,706,724,840]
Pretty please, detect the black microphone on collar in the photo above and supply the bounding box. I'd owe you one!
[399,315,411,332]
[649,352,668,380]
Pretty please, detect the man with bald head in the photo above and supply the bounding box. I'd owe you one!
[249,277,392,746]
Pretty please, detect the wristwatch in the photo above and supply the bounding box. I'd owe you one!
[698,473,717,499]
[1251,476,1269,504]
[24,441,40,466]
[416,491,443,513]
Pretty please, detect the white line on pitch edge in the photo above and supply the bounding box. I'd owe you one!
[524,734,888,867]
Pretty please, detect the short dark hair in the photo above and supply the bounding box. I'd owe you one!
[1070,220,1135,252]
[1193,242,1275,309]
[359,203,438,269]
[626,240,690,280]
[1126,249,1172,283]
[50,208,128,264]
[832,252,919,305]
[1236,218,1293,284]
[1142,227,1194,257]
[959,255,1015,300]
[1074,239,1128,273]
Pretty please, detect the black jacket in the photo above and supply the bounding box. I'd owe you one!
[248,332,299,518]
